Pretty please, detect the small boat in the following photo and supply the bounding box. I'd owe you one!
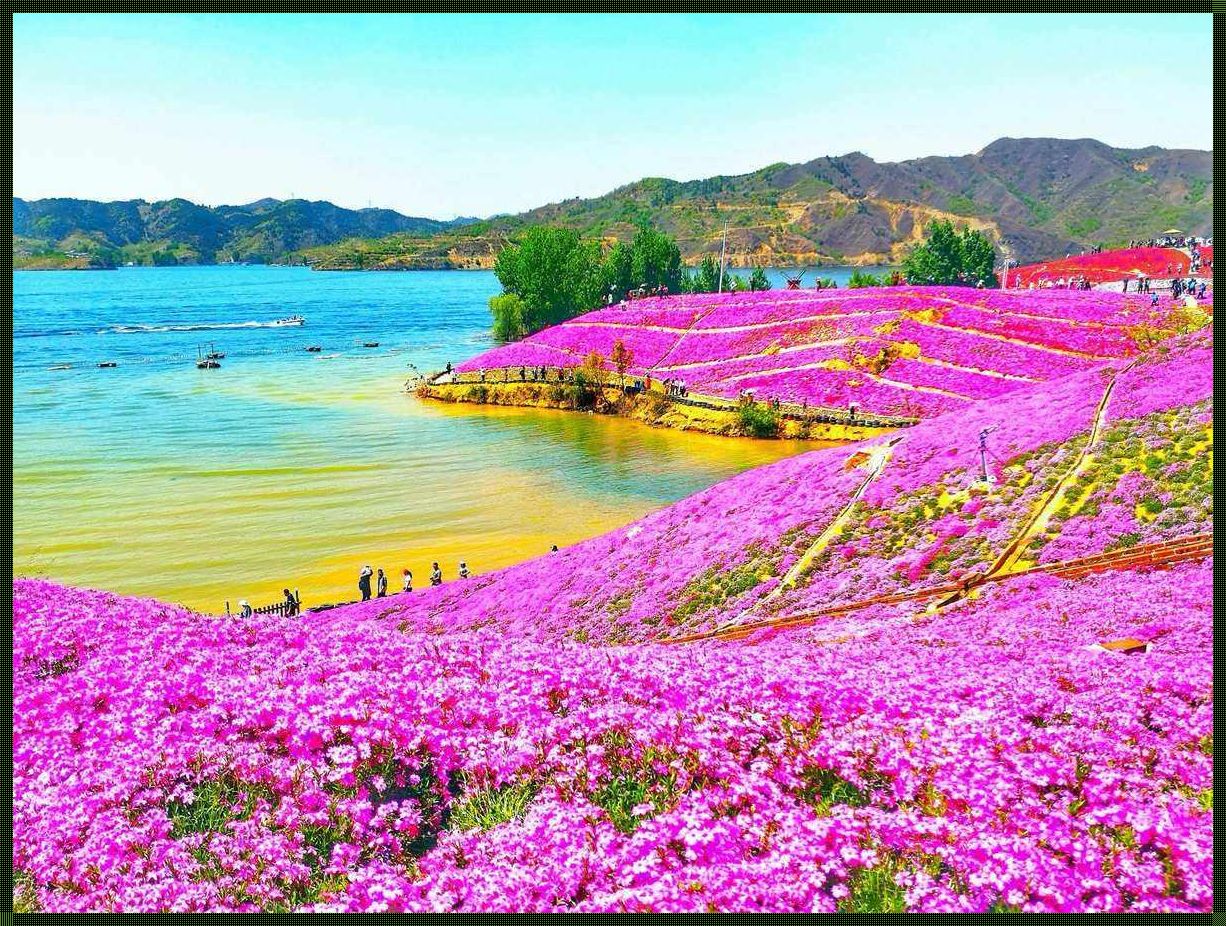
[196,358,221,369]
[204,342,224,360]
[305,345,323,352]
[272,315,305,327]
[362,341,380,348]
[98,361,118,368]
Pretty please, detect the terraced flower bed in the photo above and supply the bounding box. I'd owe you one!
[452,287,1205,421]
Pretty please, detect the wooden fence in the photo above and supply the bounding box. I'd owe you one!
[424,366,918,430]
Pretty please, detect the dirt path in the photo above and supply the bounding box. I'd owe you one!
[925,361,1136,611]
[666,532,1210,645]
[715,436,904,632]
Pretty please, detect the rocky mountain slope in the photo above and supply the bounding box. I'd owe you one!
[482,137,1211,266]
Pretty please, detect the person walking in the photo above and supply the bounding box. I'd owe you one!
[282,588,300,617]
[430,562,443,586]
[459,562,470,579]
[376,568,388,598]
[358,565,373,602]
[402,568,413,593]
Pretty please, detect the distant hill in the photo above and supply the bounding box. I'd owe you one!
[15,138,1212,270]
[481,137,1212,267]
[12,196,466,268]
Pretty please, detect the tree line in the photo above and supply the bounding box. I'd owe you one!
[490,219,996,341]
[489,225,772,341]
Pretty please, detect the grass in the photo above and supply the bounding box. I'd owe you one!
[166,774,275,839]
[13,872,39,913]
[797,766,870,816]
[449,778,540,832]
[838,859,907,913]
[671,543,776,625]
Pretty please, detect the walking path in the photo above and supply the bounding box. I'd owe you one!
[664,532,1211,644]
[928,358,1135,610]
[717,436,903,632]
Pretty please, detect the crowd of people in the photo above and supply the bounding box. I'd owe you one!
[663,378,689,398]
[1171,278,1208,300]
[347,544,562,603]
[1031,276,1095,290]
[1128,234,1211,250]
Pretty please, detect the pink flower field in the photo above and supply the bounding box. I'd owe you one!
[1007,247,1192,286]
[454,287,1208,418]
[12,325,1213,912]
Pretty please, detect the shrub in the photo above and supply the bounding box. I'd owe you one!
[737,400,780,438]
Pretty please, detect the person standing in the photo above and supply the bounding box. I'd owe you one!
[459,562,470,579]
[376,568,388,598]
[239,599,253,618]
[358,565,373,602]
[282,588,300,617]
[430,562,443,586]
[402,568,413,593]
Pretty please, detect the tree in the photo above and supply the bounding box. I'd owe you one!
[848,269,886,289]
[599,240,634,305]
[958,228,998,287]
[685,254,724,293]
[903,219,998,287]
[610,338,634,390]
[580,350,607,388]
[629,224,683,294]
[493,226,603,336]
[599,225,684,303]
[489,293,528,342]
[749,266,772,291]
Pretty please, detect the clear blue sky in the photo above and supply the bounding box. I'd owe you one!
[14,13,1212,219]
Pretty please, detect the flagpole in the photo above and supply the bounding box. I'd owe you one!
[717,221,728,293]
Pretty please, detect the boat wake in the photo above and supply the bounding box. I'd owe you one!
[98,316,304,334]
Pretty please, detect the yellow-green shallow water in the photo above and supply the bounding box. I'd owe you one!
[14,266,834,612]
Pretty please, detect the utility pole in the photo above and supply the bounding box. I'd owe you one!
[717,221,729,293]
[978,426,997,484]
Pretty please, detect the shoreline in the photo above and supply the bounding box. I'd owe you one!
[417,379,899,442]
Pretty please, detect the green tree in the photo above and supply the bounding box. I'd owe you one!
[600,225,684,302]
[749,266,772,291]
[494,226,603,336]
[628,224,683,294]
[685,254,724,293]
[489,293,528,342]
[903,219,998,287]
[959,228,998,287]
[848,269,886,289]
[599,240,634,305]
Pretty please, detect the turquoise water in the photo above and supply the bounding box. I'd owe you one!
[14,265,870,611]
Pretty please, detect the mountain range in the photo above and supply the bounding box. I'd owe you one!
[14,138,1212,270]
[12,197,465,269]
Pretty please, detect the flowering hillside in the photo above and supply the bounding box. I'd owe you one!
[1007,247,1190,287]
[454,287,1201,419]
[13,330,1212,912]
